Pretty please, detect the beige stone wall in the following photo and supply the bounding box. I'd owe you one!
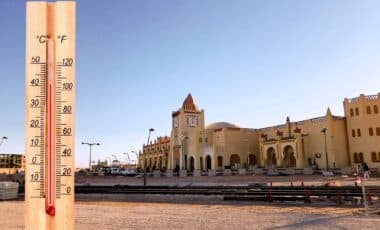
[344,93,380,168]
[141,136,170,171]
[259,112,350,169]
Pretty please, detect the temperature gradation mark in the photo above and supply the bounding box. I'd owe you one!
[46,38,55,216]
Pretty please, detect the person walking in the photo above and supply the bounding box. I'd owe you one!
[363,162,370,180]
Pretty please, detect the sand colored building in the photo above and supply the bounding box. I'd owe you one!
[259,109,349,170]
[343,93,380,168]
[139,93,380,172]
[166,94,261,172]
[0,154,25,174]
[140,136,170,171]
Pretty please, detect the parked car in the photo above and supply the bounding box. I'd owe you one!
[110,167,121,175]
[120,169,137,176]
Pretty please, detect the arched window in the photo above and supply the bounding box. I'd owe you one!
[350,108,354,117]
[357,129,361,137]
[366,106,371,114]
[369,128,374,136]
[374,105,379,114]
[355,107,359,116]
[372,152,377,162]
[358,152,364,163]
[353,153,358,163]
[352,129,356,137]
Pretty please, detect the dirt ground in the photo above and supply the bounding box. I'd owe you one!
[1,201,379,229]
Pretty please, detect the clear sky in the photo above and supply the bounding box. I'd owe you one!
[0,0,379,167]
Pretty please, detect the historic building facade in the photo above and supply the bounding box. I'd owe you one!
[343,93,380,168]
[139,93,380,172]
[140,136,170,171]
[258,109,349,170]
[0,154,25,174]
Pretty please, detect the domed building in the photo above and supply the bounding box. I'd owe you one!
[140,93,379,174]
[165,94,260,174]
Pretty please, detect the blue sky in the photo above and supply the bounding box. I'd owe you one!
[0,0,379,167]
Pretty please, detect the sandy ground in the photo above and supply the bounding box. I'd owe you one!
[1,201,379,230]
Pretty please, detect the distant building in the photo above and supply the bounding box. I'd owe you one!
[139,136,170,171]
[0,154,25,174]
[139,93,380,172]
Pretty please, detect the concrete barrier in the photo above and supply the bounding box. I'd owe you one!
[0,182,19,200]
[208,169,216,176]
[166,170,173,177]
[254,168,264,175]
[280,168,295,175]
[153,170,161,177]
[179,170,187,177]
[238,168,246,175]
[267,168,279,176]
[193,170,201,177]
[303,168,313,175]
[224,169,232,176]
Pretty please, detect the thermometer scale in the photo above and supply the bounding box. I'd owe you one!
[25,1,75,229]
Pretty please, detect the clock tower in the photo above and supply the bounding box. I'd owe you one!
[169,93,204,171]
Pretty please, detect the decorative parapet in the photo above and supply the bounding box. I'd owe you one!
[344,93,379,103]
[310,116,326,123]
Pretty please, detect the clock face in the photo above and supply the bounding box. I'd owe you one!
[173,117,179,128]
[187,115,198,127]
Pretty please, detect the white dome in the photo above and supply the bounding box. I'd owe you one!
[206,122,240,130]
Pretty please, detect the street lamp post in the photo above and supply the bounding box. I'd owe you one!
[1,137,9,174]
[143,128,155,186]
[82,142,100,172]
[124,152,130,165]
[132,150,138,169]
[321,128,329,170]
[0,136,8,147]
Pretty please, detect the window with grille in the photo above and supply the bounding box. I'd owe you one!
[366,106,371,114]
[374,105,379,114]
[369,128,374,136]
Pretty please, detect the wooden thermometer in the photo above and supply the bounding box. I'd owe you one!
[25,1,75,229]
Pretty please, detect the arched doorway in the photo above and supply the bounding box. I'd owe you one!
[248,154,257,166]
[200,157,203,171]
[217,156,223,168]
[266,148,277,168]
[283,145,296,167]
[189,156,195,171]
[184,155,187,170]
[158,156,163,170]
[230,154,240,169]
[206,155,212,170]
